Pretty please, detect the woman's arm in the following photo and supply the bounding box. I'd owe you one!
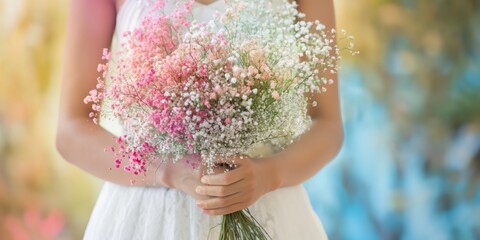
[56,0,168,187]
[265,0,343,188]
[196,0,343,215]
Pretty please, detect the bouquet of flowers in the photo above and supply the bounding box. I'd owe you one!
[84,0,355,239]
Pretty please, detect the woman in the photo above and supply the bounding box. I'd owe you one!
[56,0,342,239]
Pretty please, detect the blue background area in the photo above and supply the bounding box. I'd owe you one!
[304,10,480,237]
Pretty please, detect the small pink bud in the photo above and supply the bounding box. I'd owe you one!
[270,81,276,89]
[272,91,280,100]
[83,96,92,104]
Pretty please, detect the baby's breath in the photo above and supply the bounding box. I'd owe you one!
[84,0,355,180]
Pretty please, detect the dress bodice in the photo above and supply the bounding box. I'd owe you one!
[115,0,229,37]
[115,0,285,37]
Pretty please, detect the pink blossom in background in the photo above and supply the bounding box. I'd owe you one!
[3,205,65,240]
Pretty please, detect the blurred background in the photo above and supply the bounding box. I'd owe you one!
[0,0,479,239]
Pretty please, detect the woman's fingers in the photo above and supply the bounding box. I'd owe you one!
[196,192,241,210]
[193,157,265,215]
[197,191,252,212]
[196,177,249,197]
[196,177,257,212]
[202,202,247,215]
[201,164,248,186]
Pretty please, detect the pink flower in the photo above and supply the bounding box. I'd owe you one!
[272,91,280,100]
[83,96,92,104]
[102,48,111,60]
[270,81,276,89]
[209,92,216,99]
[3,205,65,240]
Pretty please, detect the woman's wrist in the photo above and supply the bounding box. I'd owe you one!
[161,154,197,189]
[155,165,174,188]
[256,156,283,193]
[146,158,176,188]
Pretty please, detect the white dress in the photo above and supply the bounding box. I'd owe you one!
[84,0,328,239]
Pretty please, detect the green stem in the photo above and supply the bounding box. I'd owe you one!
[215,209,272,240]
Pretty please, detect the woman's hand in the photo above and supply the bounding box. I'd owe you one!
[194,155,281,215]
[167,154,228,201]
